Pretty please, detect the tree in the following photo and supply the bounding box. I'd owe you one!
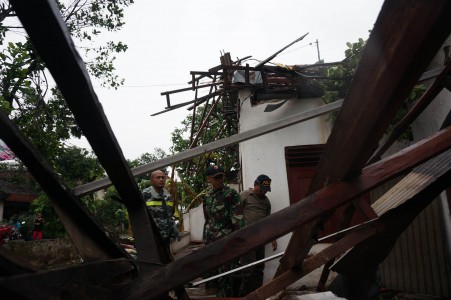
[85,148,170,236]
[0,0,134,237]
[320,37,426,140]
[170,103,239,194]
[2,145,105,239]
[127,148,169,187]
[0,0,133,161]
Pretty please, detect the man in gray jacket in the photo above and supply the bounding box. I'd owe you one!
[239,174,277,296]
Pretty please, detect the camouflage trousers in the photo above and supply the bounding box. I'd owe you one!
[215,260,241,297]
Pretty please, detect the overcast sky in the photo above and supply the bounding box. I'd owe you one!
[71,0,385,160]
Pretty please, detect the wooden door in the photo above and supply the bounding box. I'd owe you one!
[285,144,371,238]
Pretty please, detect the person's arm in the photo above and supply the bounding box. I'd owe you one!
[229,189,246,230]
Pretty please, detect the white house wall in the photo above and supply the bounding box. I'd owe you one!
[238,90,332,283]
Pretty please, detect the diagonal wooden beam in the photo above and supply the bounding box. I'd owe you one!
[332,149,451,275]
[10,0,163,265]
[0,258,135,299]
[369,60,451,164]
[276,0,451,278]
[0,247,36,276]
[123,127,451,299]
[243,224,377,300]
[244,147,451,300]
[312,0,451,185]
[0,110,130,262]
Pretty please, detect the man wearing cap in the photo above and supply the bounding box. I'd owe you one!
[239,174,277,296]
[142,170,179,247]
[203,164,246,297]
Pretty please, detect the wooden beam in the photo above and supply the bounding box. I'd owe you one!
[151,89,225,116]
[160,82,220,96]
[277,0,451,278]
[369,60,451,164]
[243,224,377,300]
[313,0,451,187]
[0,259,135,299]
[123,127,451,299]
[0,247,36,276]
[0,110,130,262]
[244,147,451,299]
[332,150,451,275]
[189,96,221,149]
[10,0,163,266]
[73,100,343,196]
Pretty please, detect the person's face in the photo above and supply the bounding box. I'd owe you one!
[253,184,268,198]
[151,171,166,189]
[207,173,224,190]
[37,214,42,218]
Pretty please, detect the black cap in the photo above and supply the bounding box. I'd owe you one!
[206,165,225,176]
[255,174,271,191]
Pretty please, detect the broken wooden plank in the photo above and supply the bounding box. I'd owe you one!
[151,88,225,116]
[160,82,220,96]
[254,33,309,68]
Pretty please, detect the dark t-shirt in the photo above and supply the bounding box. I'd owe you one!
[33,218,44,231]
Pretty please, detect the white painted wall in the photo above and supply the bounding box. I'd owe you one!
[185,205,205,242]
[238,90,332,284]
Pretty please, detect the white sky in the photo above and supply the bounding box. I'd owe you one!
[70,0,385,160]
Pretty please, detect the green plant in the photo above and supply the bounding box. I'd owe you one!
[320,37,426,140]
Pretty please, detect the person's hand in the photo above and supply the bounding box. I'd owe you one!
[272,240,277,251]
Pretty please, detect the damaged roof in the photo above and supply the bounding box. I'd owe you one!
[0,0,450,299]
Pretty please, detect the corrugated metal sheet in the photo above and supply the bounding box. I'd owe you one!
[372,179,451,297]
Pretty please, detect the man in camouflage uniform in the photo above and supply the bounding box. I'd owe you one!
[203,165,246,297]
[143,170,179,247]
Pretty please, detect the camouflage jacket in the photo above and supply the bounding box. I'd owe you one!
[143,186,178,241]
[203,185,246,244]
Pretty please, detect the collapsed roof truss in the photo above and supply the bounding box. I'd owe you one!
[0,0,450,299]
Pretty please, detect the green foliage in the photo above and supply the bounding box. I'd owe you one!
[53,146,104,188]
[320,38,366,121]
[0,0,133,161]
[127,148,168,184]
[23,146,105,238]
[67,148,171,236]
[320,37,426,140]
[83,188,129,235]
[170,103,239,202]
[0,0,134,238]
[29,194,67,239]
